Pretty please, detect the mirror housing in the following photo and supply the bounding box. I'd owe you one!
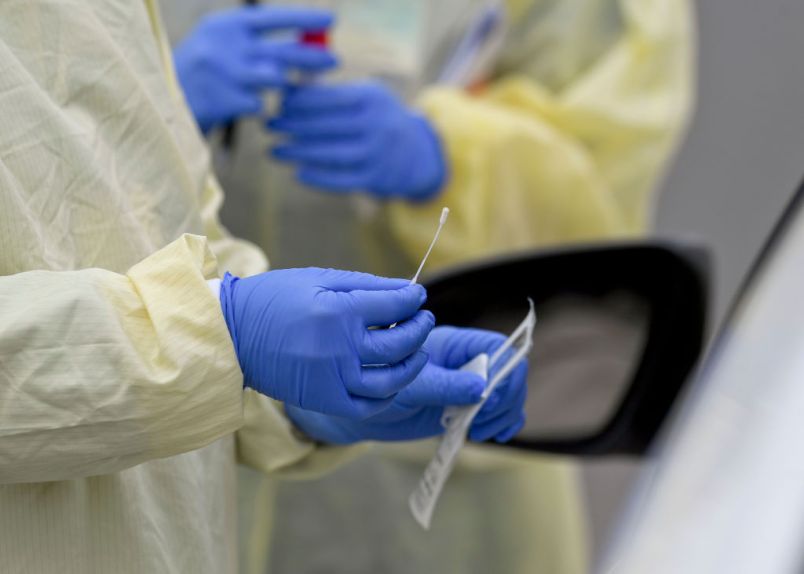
[423,241,709,457]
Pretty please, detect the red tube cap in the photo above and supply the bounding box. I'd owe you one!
[301,30,329,48]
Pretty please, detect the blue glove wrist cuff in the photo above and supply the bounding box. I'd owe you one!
[219,272,245,385]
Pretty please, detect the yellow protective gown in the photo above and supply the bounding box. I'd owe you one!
[0,1,354,573]
[159,0,694,572]
[391,0,696,266]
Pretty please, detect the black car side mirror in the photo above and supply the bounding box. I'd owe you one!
[423,241,709,457]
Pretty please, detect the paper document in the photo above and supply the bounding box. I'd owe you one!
[409,301,536,529]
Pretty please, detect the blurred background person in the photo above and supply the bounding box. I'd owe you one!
[161,0,695,572]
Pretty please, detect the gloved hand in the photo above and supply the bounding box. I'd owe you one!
[219,269,435,419]
[286,327,528,444]
[268,81,447,201]
[174,6,337,134]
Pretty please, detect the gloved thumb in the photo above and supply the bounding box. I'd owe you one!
[398,363,485,407]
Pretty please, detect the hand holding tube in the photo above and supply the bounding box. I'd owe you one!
[174,6,337,133]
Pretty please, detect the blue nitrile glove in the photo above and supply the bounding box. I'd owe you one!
[286,327,528,444]
[219,269,435,419]
[268,81,447,201]
[174,6,337,134]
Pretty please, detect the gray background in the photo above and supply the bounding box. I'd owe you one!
[587,0,804,561]
[657,0,804,326]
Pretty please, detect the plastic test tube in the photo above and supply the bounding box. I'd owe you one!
[296,29,330,86]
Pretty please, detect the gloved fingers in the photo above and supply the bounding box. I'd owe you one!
[253,40,338,71]
[495,416,526,444]
[317,269,414,293]
[281,84,369,115]
[348,285,427,327]
[231,61,287,89]
[272,140,373,169]
[235,6,334,34]
[469,409,526,443]
[397,364,485,407]
[349,350,429,400]
[196,88,262,128]
[424,327,508,370]
[472,363,528,425]
[462,331,509,367]
[486,354,529,405]
[359,311,434,364]
[267,115,365,139]
[297,165,374,193]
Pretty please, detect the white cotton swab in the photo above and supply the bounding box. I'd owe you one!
[410,207,450,286]
[389,207,450,329]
